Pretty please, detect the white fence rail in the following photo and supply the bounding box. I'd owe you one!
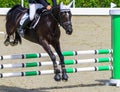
[0,8,120,15]
[71,8,120,15]
[0,8,10,15]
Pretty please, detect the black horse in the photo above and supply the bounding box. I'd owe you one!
[4,3,73,81]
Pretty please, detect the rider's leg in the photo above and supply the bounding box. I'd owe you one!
[19,3,44,36]
[29,3,36,21]
[19,14,30,36]
[18,3,36,36]
[29,3,44,28]
[29,3,44,20]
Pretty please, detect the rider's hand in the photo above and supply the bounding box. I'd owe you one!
[46,5,51,10]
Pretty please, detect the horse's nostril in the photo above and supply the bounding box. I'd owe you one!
[66,29,72,35]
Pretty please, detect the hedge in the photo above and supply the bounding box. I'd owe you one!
[0,0,119,8]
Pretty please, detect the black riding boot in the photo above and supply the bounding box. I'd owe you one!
[19,18,30,36]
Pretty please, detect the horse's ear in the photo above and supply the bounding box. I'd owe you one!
[60,2,70,10]
[60,2,64,9]
[67,1,73,8]
[60,2,64,5]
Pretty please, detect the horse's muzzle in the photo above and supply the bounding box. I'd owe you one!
[62,21,73,35]
[66,25,73,35]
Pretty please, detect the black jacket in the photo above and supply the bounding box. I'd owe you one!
[28,0,57,7]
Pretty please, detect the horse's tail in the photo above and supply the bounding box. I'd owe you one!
[6,5,23,45]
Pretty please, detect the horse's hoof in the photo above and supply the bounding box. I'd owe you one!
[13,41,18,45]
[62,73,68,81]
[54,74,61,81]
[10,42,15,46]
[10,41,18,46]
[4,41,9,46]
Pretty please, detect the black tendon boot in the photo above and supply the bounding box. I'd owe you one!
[18,18,30,37]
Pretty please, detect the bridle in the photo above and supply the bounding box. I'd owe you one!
[58,9,72,29]
[51,5,72,28]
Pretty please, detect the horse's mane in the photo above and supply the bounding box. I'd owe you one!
[51,5,60,22]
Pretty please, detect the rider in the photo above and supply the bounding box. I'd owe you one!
[19,0,57,36]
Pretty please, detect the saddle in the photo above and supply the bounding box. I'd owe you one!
[30,8,49,29]
[20,8,52,30]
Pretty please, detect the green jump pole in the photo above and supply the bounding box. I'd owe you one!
[109,10,120,86]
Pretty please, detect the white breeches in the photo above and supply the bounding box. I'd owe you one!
[29,3,44,20]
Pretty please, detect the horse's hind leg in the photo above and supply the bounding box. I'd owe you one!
[8,31,21,46]
[52,41,68,81]
[39,38,61,81]
[4,35,10,46]
[12,31,22,45]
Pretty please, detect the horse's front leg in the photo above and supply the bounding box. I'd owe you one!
[52,41,68,81]
[39,38,61,81]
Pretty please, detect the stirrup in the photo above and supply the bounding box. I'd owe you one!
[18,29,24,37]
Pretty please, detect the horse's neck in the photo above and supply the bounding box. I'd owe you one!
[52,6,60,21]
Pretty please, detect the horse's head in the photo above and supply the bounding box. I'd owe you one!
[59,2,73,35]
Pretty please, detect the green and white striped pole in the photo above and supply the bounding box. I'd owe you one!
[109,10,120,86]
[0,57,112,69]
[0,49,112,60]
[0,66,112,78]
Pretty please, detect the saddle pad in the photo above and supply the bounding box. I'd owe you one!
[20,13,29,25]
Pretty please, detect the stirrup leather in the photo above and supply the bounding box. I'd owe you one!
[30,14,41,29]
